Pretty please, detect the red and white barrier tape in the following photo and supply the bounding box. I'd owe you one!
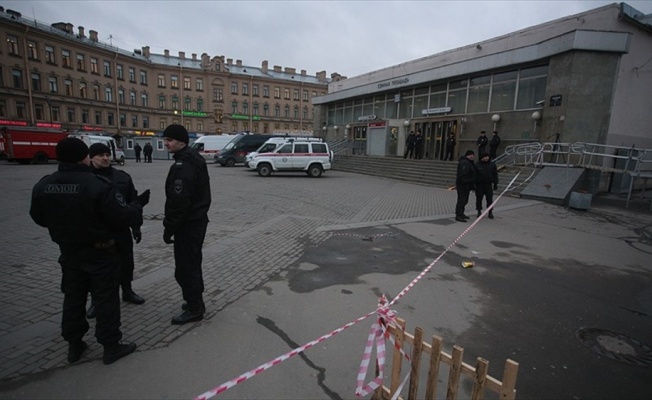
[195,173,521,400]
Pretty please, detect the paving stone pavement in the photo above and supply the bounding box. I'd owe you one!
[0,159,531,382]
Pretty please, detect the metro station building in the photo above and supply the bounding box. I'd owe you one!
[314,2,652,159]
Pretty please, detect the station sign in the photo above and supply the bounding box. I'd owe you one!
[422,107,452,115]
[358,115,377,121]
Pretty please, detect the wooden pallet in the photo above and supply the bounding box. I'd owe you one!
[372,318,519,400]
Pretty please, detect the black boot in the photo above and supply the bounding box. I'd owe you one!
[103,342,137,365]
[173,301,205,325]
[488,211,494,219]
[122,285,145,305]
[477,210,482,217]
[68,340,87,363]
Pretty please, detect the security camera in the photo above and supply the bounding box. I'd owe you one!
[535,100,545,105]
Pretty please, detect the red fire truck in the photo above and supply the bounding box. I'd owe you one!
[0,126,68,164]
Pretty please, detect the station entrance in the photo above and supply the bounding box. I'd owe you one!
[413,119,458,160]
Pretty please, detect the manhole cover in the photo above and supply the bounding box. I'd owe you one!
[576,328,652,367]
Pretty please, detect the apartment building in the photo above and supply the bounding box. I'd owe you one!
[0,7,330,140]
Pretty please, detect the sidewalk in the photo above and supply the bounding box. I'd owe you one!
[0,160,651,399]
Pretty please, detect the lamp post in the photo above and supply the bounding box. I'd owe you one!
[531,111,542,136]
[334,125,339,139]
[345,124,351,140]
[322,125,327,139]
[491,114,500,131]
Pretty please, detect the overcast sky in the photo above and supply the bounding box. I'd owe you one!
[5,1,652,78]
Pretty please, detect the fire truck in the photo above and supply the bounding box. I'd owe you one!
[0,126,68,164]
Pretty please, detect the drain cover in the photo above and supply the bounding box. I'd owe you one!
[576,328,652,367]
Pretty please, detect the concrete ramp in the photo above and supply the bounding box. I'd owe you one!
[520,166,587,205]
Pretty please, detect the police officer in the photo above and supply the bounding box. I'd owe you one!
[162,124,211,325]
[86,143,149,320]
[455,150,476,222]
[475,152,499,219]
[477,130,488,155]
[30,137,148,365]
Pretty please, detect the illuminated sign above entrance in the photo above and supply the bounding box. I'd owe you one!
[422,107,452,115]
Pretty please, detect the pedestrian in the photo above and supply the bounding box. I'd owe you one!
[414,130,424,159]
[143,142,153,163]
[30,137,148,365]
[134,143,142,163]
[455,150,476,222]
[475,152,499,219]
[85,143,149,320]
[162,124,211,325]
[489,131,501,160]
[477,130,488,155]
[404,131,416,159]
[445,133,456,161]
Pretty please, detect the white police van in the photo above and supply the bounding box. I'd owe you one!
[248,138,333,177]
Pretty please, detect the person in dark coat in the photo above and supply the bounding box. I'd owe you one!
[477,131,488,155]
[134,143,142,163]
[404,131,416,159]
[30,137,146,365]
[414,130,424,159]
[162,125,211,325]
[455,150,476,222]
[143,142,153,163]
[475,152,499,219]
[489,131,501,160]
[445,133,456,161]
[85,143,149,320]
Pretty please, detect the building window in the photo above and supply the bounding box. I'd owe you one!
[118,89,125,104]
[303,106,308,119]
[159,95,166,109]
[130,91,136,106]
[231,81,238,94]
[275,104,280,117]
[214,109,223,123]
[284,105,290,117]
[171,75,179,89]
[141,93,148,107]
[51,106,61,121]
[172,95,179,110]
[242,83,248,96]
[213,88,223,102]
[516,65,548,109]
[143,116,149,129]
[159,120,166,130]
[129,67,136,82]
[16,102,26,118]
[197,98,203,112]
[303,90,309,101]
[132,115,138,128]
[67,107,75,123]
[103,61,111,77]
[77,54,85,71]
[253,102,259,115]
[82,109,89,124]
[7,35,19,55]
[140,70,147,85]
[231,122,238,132]
[158,74,165,87]
[31,72,41,92]
[0,100,6,117]
[294,106,299,119]
[45,45,55,63]
[184,77,191,90]
[274,87,280,99]
[62,50,71,68]
[90,57,98,74]
[12,69,23,89]
[253,84,259,97]
[95,111,102,125]
[184,97,191,110]
[263,85,269,98]
[263,103,269,116]
[117,64,124,80]
[293,89,299,101]
[242,101,248,114]
[79,82,87,98]
[35,104,45,120]
[48,76,58,93]
[65,79,73,96]
[231,101,238,114]
[93,84,100,100]
[105,87,113,102]
[27,41,38,60]
[197,121,202,131]
[120,113,126,127]
[107,112,115,126]
[196,78,203,91]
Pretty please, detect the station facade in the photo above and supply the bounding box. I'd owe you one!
[313,3,652,160]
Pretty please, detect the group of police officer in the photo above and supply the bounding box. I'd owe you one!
[29,124,210,365]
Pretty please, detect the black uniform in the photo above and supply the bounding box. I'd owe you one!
[477,134,488,155]
[475,157,499,216]
[455,155,476,219]
[164,145,211,311]
[92,166,141,291]
[30,163,142,346]
[414,132,423,159]
[404,132,416,159]
[445,135,456,161]
[143,143,153,163]
[489,133,501,160]
[134,143,142,163]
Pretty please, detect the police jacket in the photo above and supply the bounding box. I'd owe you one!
[164,145,211,234]
[30,163,143,246]
[446,137,456,149]
[490,134,501,148]
[406,134,416,146]
[92,166,141,229]
[476,159,498,186]
[456,156,476,188]
[477,135,488,148]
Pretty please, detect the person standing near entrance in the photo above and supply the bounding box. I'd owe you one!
[477,131,488,155]
[134,143,142,163]
[414,130,424,159]
[143,143,153,163]
[489,131,501,160]
[404,131,416,159]
[455,150,476,222]
[475,152,498,219]
[445,133,456,161]
[162,124,211,325]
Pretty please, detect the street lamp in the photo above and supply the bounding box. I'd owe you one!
[345,124,351,140]
[491,114,500,131]
[532,111,542,136]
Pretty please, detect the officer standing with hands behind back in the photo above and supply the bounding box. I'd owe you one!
[162,124,211,325]
[30,137,149,365]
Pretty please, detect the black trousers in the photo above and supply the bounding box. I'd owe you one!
[404,145,415,159]
[445,147,454,161]
[115,229,134,288]
[476,183,494,212]
[489,147,498,160]
[455,185,472,217]
[173,217,208,310]
[60,245,122,345]
[135,152,141,162]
